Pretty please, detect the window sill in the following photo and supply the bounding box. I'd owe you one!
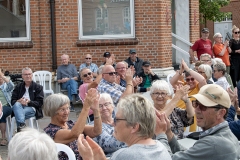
[76,38,138,47]
[0,41,33,49]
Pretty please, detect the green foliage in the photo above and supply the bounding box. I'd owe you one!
[199,0,230,25]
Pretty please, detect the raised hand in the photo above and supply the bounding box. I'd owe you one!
[86,136,106,160]
[175,84,190,99]
[77,134,94,160]
[125,68,133,83]
[84,88,99,110]
[155,110,167,135]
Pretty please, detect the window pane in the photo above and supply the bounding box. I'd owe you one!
[0,0,27,38]
[80,0,134,39]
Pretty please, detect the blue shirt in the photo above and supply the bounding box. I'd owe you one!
[79,63,98,73]
[98,79,125,105]
[0,80,14,107]
[89,122,126,156]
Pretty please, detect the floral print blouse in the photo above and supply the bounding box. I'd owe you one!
[44,120,81,160]
[169,107,194,139]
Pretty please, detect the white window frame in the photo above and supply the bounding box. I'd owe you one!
[0,0,31,42]
[96,8,109,31]
[78,0,135,40]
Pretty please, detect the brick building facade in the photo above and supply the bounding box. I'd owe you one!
[0,0,199,74]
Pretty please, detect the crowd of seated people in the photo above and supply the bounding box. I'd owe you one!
[3,33,240,160]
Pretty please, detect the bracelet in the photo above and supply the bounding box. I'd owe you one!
[94,116,100,119]
[127,84,133,87]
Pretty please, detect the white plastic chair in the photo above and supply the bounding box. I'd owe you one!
[6,115,12,142]
[33,71,54,96]
[55,143,76,160]
[9,116,39,141]
[166,72,176,95]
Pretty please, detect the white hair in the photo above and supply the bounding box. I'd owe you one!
[8,128,58,160]
[150,80,172,96]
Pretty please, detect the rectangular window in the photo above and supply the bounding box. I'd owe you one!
[0,0,31,42]
[79,0,135,40]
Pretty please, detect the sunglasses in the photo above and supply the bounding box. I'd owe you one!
[83,72,92,77]
[103,72,118,76]
[85,58,91,59]
[186,77,195,82]
[192,100,222,111]
[234,31,240,34]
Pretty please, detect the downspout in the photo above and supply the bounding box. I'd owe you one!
[50,0,57,71]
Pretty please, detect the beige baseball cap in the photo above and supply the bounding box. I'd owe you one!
[190,84,231,108]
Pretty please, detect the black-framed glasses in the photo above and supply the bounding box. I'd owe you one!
[113,117,127,125]
[151,92,167,97]
[85,58,91,60]
[186,77,195,82]
[234,31,240,34]
[99,102,111,109]
[103,72,118,76]
[192,100,222,111]
[83,72,92,77]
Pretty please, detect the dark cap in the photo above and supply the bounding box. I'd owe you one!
[129,49,136,54]
[143,61,151,66]
[103,52,111,57]
[201,28,209,33]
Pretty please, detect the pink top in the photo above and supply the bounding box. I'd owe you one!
[79,83,93,115]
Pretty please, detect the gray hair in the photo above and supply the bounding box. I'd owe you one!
[117,94,156,138]
[200,53,211,60]
[8,128,58,160]
[198,64,212,80]
[214,62,226,75]
[212,58,223,66]
[22,67,32,74]
[99,93,114,107]
[150,80,171,96]
[213,32,222,40]
[43,93,70,117]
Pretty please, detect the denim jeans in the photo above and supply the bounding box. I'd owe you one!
[12,102,35,127]
[61,79,78,101]
[0,105,12,123]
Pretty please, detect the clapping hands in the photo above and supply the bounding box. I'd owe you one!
[84,88,100,111]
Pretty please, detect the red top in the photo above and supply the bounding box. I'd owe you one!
[191,39,213,60]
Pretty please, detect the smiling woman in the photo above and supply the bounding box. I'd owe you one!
[43,89,102,160]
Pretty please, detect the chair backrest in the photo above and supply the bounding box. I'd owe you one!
[33,71,54,95]
[55,143,76,160]
[166,72,176,95]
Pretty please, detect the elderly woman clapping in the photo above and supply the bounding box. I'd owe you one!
[43,88,102,160]
[77,94,171,160]
[150,80,194,139]
[89,93,126,156]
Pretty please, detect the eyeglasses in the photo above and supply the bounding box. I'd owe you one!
[22,73,32,76]
[234,31,240,34]
[103,72,118,76]
[198,71,205,74]
[201,60,211,62]
[151,92,167,97]
[57,107,70,113]
[99,102,111,109]
[116,67,126,70]
[83,72,92,77]
[113,117,127,125]
[193,100,222,111]
[85,58,91,60]
[186,78,195,82]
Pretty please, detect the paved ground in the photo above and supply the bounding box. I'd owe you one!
[0,106,81,160]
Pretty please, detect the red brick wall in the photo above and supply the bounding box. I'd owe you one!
[0,0,198,74]
[189,0,200,43]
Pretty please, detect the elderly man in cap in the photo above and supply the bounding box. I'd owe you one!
[137,61,160,92]
[125,49,144,76]
[156,84,240,160]
[189,28,213,63]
